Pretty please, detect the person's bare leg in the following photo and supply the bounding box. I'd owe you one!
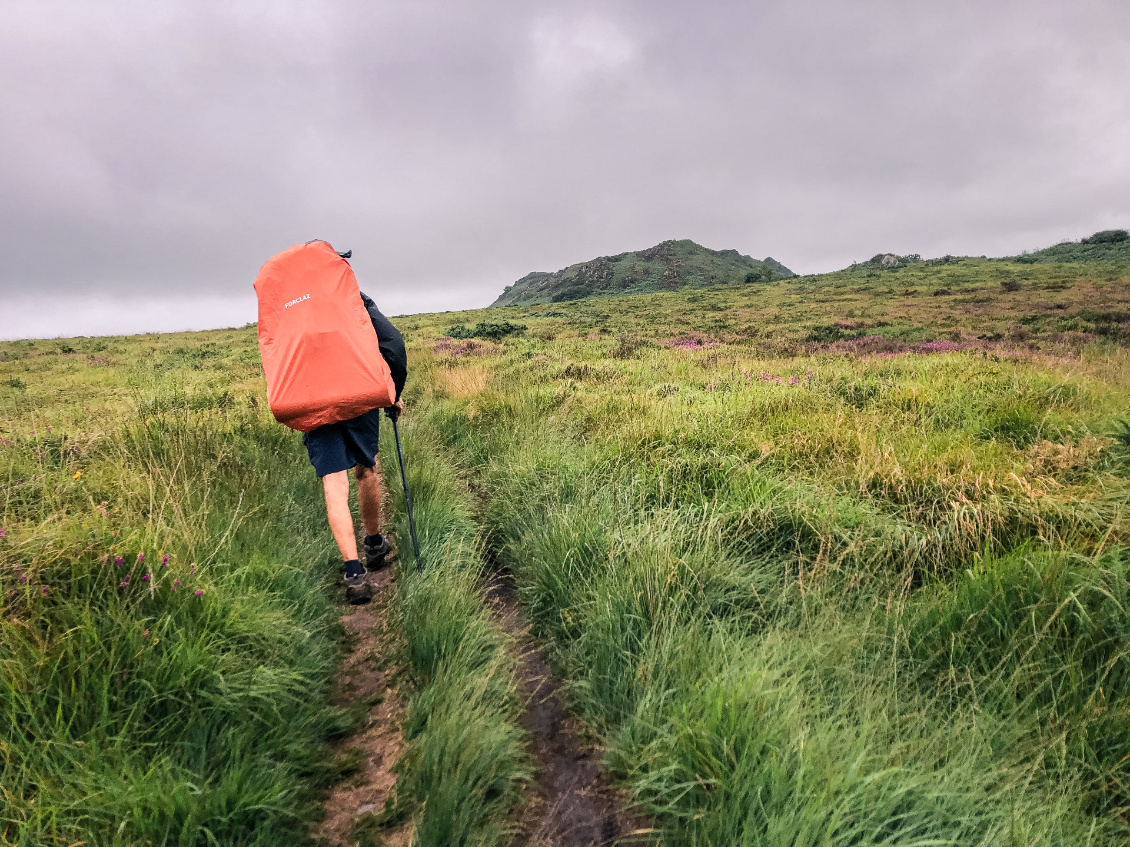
[322,470,359,562]
[354,458,383,537]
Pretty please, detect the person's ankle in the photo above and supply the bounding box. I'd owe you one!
[344,558,365,578]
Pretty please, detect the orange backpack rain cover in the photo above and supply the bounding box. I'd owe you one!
[254,241,396,432]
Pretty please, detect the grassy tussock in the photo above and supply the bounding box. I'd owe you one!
[1,326,531,846]
[2,390,345,845]
[437,412,1124,843]
[378,417,528,846]
[391,264,1130,843]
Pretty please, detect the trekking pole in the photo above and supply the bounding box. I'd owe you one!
[387,408,423,572]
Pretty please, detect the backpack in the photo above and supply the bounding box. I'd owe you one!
[253,241,396,432]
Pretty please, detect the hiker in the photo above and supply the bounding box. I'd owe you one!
[303,285,408,590]
[254,239,407,595]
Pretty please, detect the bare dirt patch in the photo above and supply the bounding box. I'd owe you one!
[484,575,654,847]
[312,564,413,847]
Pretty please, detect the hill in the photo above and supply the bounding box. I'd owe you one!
[1005,228,1130,266]
[489,239,794,307]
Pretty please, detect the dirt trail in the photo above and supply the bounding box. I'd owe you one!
[311,564,413,847]
[484,575,654,847]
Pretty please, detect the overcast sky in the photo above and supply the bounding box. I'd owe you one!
[2,0,1128,339]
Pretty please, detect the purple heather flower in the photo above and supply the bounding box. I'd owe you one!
[142,574,151,581]
[13,564,21,571]
[189,564,196,575]
[120,581,128,588]
[137,553,144,563]
[161,554,169,567]
[42,586,49,595]
[170,586,176,592]
[0,528,6,538]
[790,376,799,385]
[20,575,28,584]
[195,589,204,596]
[115,556,124,567]
[173,579,181,586]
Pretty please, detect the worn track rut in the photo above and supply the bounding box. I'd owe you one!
[484,575,654,847]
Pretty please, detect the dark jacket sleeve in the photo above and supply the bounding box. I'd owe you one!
[359,291,407,401]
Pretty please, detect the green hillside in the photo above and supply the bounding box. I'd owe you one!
[4,232,1130,846]
[491,228,1130,309]
[402,251,1130,844]
[489,238,794,307]
[1005,228,1130,266]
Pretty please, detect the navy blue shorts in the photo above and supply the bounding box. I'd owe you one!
[302,407,382,477]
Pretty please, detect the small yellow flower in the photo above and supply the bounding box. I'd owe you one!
[72,470,83,479]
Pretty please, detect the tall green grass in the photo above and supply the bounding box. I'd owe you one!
[377,412,528,847]
[1,394,347,846]
[429,402,1123,843]
[2,332,534,847]
[909,544,1130,812]
[394,310,1130,844]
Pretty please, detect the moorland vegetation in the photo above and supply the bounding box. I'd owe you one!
[0,335,526,846]
[2,236,1129,845]
[410,244,1130,844]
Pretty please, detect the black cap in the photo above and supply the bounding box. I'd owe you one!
[337,249,352,259]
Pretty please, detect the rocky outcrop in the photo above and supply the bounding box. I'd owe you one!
[490,239,794,307]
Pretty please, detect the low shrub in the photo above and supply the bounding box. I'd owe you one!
[551,286,589,303]
[1081,229,1129,245]
[446,321,527,341]
[743,266,774,284]
[609,333,654,358]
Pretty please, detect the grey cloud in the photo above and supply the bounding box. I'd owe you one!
[1,0,1128,337]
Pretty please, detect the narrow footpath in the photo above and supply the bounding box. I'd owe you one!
[484,575,654,847]
[311,564,413,847]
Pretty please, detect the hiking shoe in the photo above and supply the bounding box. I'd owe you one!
[345,582,373,605]
[343,558,366,588]
[364,534,393,570]
[343,559,371,605]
